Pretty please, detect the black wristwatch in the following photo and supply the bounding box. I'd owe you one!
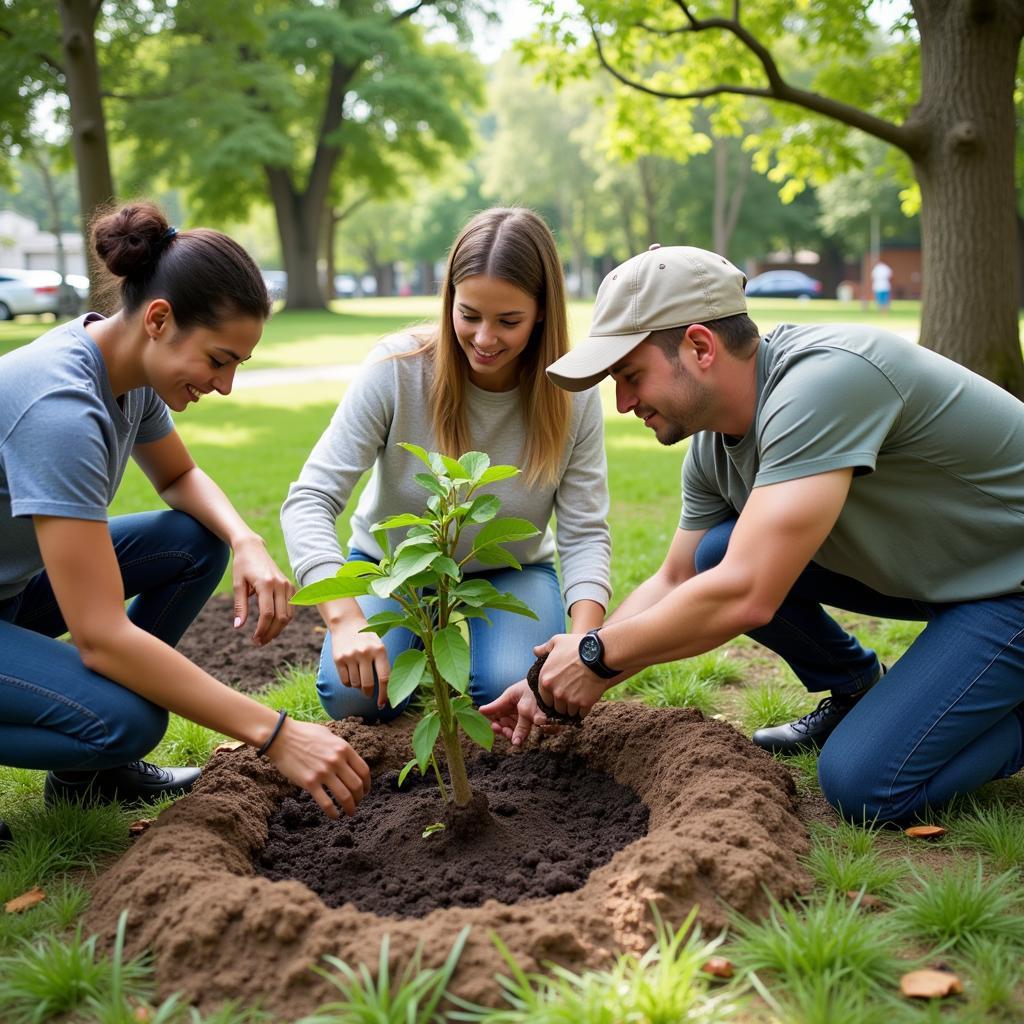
[578,628,620,679]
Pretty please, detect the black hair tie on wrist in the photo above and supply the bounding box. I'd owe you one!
[256,709,288,757]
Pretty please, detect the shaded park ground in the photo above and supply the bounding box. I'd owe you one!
[1,300,1023,1022]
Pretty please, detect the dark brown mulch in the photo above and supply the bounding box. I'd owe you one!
[176,594,325,692]
[255,749,649,917]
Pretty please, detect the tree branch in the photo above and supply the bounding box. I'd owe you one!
[391,1,429,24]
[0,25,66,79]
[589,15,924,157]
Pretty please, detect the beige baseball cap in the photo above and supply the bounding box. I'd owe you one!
[546,244,747,391]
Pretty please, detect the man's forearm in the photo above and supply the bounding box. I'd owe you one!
[606,571,679,625]
[602,563,763,675]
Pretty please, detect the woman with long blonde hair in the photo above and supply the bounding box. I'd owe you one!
[282,207,611,720]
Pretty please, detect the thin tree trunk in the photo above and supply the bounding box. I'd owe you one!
[57,0,115,312]
[912,0,1024,395]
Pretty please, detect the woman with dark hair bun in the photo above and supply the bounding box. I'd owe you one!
[0,202,369,846]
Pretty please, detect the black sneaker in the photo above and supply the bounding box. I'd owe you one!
[753,666,886,756]
[44,760,201,808]
[0,818,12,847]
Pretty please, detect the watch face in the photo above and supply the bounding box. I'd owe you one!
[579,633,601,664]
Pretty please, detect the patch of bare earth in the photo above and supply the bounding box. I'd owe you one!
[86,702,810,1017]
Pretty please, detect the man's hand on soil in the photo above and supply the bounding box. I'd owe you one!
[480,680,552,747]
[330,621,391,708]
[232,536,294,646]
[534,635,609,719]
[268,718,372,819]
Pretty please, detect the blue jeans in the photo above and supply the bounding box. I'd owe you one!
[695,519,1024,824]
[317,549,566,721]
[0,511,228,771]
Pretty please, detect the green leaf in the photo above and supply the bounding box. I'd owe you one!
[292,575,372,604]
[398,442,433,468]
[477,465,520,486]
[336,559,382,578]
[395,534,441,557]
[422,822,446,838]
[397,758,418,787]
[432,555,460,579]
[439,453,470,480]
[370,513,432,530]
[372,527,391,558]
[486,593,540,619]
[473,545,522,570]
[474,517,540,547]
[412,712,441,770]
[361,611,415,637]
[432,625,470,692]
[371,545,440,597]
[459,451,490,481]
[452,579,501,606]
[455,607,492,624]
[463,494,501,525]
[456,706,495,750]
[415,473,448,498]
[388,649,427,707]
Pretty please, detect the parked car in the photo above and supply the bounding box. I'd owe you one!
[745,270,823,299]
[0,268,80,319]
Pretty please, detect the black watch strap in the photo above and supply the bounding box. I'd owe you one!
[579,628,620,679]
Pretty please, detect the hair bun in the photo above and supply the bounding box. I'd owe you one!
[92,202,169,279]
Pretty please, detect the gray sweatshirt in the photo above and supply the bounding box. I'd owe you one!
[280,335,612,609]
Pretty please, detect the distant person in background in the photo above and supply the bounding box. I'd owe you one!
[871,260,893,312]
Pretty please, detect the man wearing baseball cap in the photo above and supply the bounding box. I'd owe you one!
[482,244,1024,826]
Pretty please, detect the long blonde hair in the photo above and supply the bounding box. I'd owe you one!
[416,208,572,486]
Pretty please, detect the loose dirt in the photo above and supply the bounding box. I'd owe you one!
[86,702,811,1017]
[256,749,649,916]
[175,594,324,693]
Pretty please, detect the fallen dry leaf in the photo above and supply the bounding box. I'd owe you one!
[128,819,153,837]
[900,969,963,999]
[846,890,887,910]
[701,956,735,979]
[214,740,246,753]
[5,887,46,913]
[904,825,948,839]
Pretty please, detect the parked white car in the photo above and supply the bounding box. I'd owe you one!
[0,268,80,319]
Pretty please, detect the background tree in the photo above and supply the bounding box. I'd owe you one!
[120,0,484,310]
[0,2,164,305]
[530,0,1024,395]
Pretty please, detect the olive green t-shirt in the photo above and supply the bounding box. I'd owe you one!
[681,323,1024,602]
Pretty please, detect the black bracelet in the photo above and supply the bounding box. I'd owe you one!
[256,709,288,757]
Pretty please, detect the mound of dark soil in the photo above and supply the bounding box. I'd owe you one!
[257,749,648,916]
[176,594,324,692]
[86,703,810,1017]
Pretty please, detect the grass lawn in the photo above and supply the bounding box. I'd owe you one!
[1,299,1023,1021]
[0,295,926,367]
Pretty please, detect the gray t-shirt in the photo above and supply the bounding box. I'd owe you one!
[281,334,612,609]
[0,314,174,600]
[681,323,1024,602]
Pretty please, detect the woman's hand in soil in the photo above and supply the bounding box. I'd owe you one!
[480,680,553,746]
[231,535,294,646]
[330,620,391,708]
[268,719,371,818]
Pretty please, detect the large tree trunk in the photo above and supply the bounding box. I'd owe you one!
[911,0,1024,396]
[266,166,327,310]
[263,60,355,311]
[711,135,749,260]
[58,0,115,312]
